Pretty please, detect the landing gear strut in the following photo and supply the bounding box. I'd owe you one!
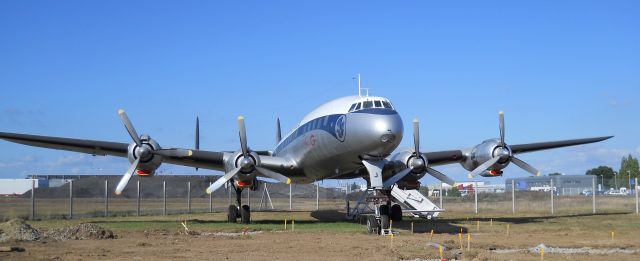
[227,181,251,224]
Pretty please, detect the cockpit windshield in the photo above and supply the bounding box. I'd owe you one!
[348,99,395,112]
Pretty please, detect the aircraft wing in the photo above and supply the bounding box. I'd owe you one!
[0,132,226,171]
[423,136,613,166]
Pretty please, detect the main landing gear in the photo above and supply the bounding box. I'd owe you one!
[227,181,252,224]
[355,190,404,235]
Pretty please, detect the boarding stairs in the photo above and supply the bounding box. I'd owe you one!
[346,186,443,220]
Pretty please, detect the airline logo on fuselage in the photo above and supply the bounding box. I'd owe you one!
[335,115,346,142]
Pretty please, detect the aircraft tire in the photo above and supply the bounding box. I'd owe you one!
[379,214,390,232]
[390,204,403,222]
[366,215,377,234]
[227,205,239,223]
[240,205,251,224]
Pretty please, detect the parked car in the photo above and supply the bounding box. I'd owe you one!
[581,189,593,196]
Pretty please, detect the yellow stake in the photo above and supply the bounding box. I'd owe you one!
[611,231,615,240]
[429,229,434,241]
[476,220,480,231]
[467,233,471,251]
[490,218,493,227]
[459,232,463,250]
[439,245,444,260]
[284,219,287,230]
[292,220,295,231]
[507,224,510,237]
[540,248,545,261]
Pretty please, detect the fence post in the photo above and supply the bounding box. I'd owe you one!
[511,180,515,213]
[209,182,213,213]
[136,180,140,216]
[550,179,554,215]
[30,179,35,220]
[69,180,74,219]
[439,182,443,209]
[316,182,320,211]
[289,183,293,211]
[162,181,166,216]
[187,181,191,213]
[635,178,638,214]
[474,181,478,214]
[592,177,596,214]
[104,180,109,217]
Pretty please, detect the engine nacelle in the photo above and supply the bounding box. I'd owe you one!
[385,149,427,181]
[223,150,262,185]
[461,138,510,175]
[127,135,162,177]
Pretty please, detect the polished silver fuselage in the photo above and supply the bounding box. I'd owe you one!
[271,97,404,183]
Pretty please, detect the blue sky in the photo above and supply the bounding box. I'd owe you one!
[0,1,638,186]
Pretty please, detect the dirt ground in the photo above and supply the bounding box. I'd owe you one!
[1,211,640,260]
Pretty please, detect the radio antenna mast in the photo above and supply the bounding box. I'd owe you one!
[357,74,362,97]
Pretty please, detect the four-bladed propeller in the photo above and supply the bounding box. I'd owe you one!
[385,119,455,187]
[205,116,291,194]
[114,109,192,195]
[467,111,540,179]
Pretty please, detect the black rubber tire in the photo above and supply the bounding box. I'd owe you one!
[227,205,238,223]
[366,215,377,234]
[240,205,251,224]
[379,204,390,216]
[380,214,390,231]
[390,204,403,222]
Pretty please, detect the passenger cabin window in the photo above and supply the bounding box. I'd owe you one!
[374,100,382,108]
[363,100,373,108]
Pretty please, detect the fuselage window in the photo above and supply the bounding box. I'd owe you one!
[363,100,373,108]
[355,102,362,110]
[348,103,357,112]
[374,100,382,108]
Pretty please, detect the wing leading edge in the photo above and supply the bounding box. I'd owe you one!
[0,132,226,171]
[423,136,613,166]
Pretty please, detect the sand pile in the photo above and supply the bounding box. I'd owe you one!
[0,219,40,242]
[46,223,116,240]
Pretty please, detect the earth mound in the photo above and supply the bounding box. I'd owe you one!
[46,223,116,240]
[0,219,40,242]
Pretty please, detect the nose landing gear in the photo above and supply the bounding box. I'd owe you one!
[227,181,252,224]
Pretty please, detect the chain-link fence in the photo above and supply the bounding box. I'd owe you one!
[1,176,638,221]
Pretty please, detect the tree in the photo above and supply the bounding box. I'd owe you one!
[350,182,359,192]
[618,155,639,189]
[586,166,615,188]
[548,172,562,176]
[448,187,461,197]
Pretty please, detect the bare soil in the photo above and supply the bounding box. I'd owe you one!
[1,211,639,261]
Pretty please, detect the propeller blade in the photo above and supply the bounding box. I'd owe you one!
[499,111,505,147]
[206,168,241,194]
[511,156,541,176]
[118,109,142,146]
[413,118,420,154]
[382,168,413,188]
[257,167,291,184]
[237,116,249,156]
[115,158,140,195]
[151,149,193,158]
[276,118,282,144]
[426,167,456,186]
[195,117,200,150]
[468,156,501,179]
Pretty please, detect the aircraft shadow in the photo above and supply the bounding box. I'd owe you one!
[444,212,630,225]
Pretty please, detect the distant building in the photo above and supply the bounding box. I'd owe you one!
[505,175,596,195]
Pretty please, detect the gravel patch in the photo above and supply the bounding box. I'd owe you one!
[0,219,40,242]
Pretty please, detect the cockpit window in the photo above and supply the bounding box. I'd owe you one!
[363,100,373,108]
[348,103,357,112]
[355,102,362,110]
[382,101,392,109]
[374,100,382,108]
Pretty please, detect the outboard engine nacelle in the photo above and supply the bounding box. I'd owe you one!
[461,139,510,175]
[126,135,162,177]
